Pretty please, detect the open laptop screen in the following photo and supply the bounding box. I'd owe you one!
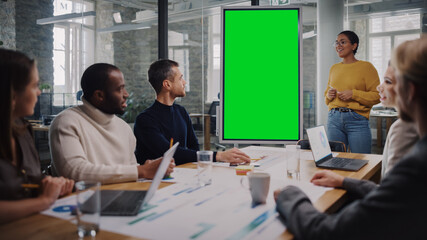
[306,126,333,162]
[143,142,179,205]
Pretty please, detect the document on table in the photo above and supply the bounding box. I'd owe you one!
[42,166,332,240]
[139,168,198,184]
[112,181,287,240]
[42,194,77,221]
[210,146,285,169]
[213,146,337,169]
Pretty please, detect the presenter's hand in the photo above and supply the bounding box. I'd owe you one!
[337,90,353,101]
[310,170,344,188]
[327,88,337,100]
[138,158,175,179]
[216,148,251,164]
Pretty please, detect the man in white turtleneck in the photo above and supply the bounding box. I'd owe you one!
[50,63,174,184]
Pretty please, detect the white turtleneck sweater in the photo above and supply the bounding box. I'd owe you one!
[49,98,138,184]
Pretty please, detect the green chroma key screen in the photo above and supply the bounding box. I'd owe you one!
[222,7,301,143]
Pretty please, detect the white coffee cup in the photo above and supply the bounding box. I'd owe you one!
[241,172,270,204]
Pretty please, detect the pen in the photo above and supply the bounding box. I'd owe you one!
[329,84,340,94]
[21,183,39,189]
[170,138,173,149]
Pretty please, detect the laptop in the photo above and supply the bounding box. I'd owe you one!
[306,126,368,171]
[79,142,179,216]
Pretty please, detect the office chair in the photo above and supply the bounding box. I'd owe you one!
[76,90,83,102]
[296,139,347,152]
[208,101,220,134]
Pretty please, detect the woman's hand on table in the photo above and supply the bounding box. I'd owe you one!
[310,170,344,188]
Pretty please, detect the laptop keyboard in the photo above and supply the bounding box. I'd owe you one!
[101,191,147,216]
[325,157,352,168]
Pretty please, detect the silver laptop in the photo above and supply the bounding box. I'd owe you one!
[306,126,368,171]
[79,142,179,216]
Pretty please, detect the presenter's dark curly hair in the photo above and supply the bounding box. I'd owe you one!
[338,30,359,55]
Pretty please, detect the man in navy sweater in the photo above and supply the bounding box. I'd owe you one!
[134,59,250,165]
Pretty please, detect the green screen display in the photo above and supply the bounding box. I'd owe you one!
[222,7,301,143]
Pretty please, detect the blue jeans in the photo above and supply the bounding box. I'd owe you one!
[326,109,371,153]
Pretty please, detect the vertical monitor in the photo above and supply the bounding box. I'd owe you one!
[220,6,302,144]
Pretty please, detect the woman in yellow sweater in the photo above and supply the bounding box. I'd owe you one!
[325,31,380,153]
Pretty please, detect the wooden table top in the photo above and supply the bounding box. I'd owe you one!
[0,151,382,240]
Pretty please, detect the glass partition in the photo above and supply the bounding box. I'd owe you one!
[2,0,425,152]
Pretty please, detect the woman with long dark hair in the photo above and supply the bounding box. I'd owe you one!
[0,48,74,224]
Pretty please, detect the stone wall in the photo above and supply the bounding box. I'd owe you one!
[15,0,54,118]
[95,1,114,63]
[0,0,16,49]
[170,17,208,114]
[110,12,209,122]
[15,0,54,85]
[111,5,157,123]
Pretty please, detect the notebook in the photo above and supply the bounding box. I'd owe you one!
[79,142,179,216]
[306,126,368,171]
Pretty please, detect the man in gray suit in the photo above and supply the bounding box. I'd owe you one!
[274,36,427,239]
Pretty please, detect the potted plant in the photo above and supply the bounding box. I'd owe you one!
[40,83,52,93]
[120,92,151,124]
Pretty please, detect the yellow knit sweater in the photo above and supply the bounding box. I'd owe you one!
[324,60,380,119]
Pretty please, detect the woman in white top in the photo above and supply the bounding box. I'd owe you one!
[377,65,419,177]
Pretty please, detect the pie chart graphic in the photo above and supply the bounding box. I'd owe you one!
[52,205,75,213]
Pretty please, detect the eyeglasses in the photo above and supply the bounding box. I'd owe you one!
[333,40,348,47]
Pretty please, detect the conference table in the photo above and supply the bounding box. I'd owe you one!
[0,149,382,240]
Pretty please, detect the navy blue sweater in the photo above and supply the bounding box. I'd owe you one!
[134,100,206,165]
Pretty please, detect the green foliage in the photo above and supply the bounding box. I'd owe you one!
[120,92,152,123]
[39,83,51,90]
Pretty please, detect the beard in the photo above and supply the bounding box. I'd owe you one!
[102,92,126,115]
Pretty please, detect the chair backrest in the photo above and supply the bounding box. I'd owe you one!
[208,101,220,134]
[76,90,83,101]
[329,141,346,152]
[296,139,346,152]
[296,139,311,150]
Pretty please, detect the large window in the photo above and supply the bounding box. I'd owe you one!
[368,13,420,82]
[52,0,94,106]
